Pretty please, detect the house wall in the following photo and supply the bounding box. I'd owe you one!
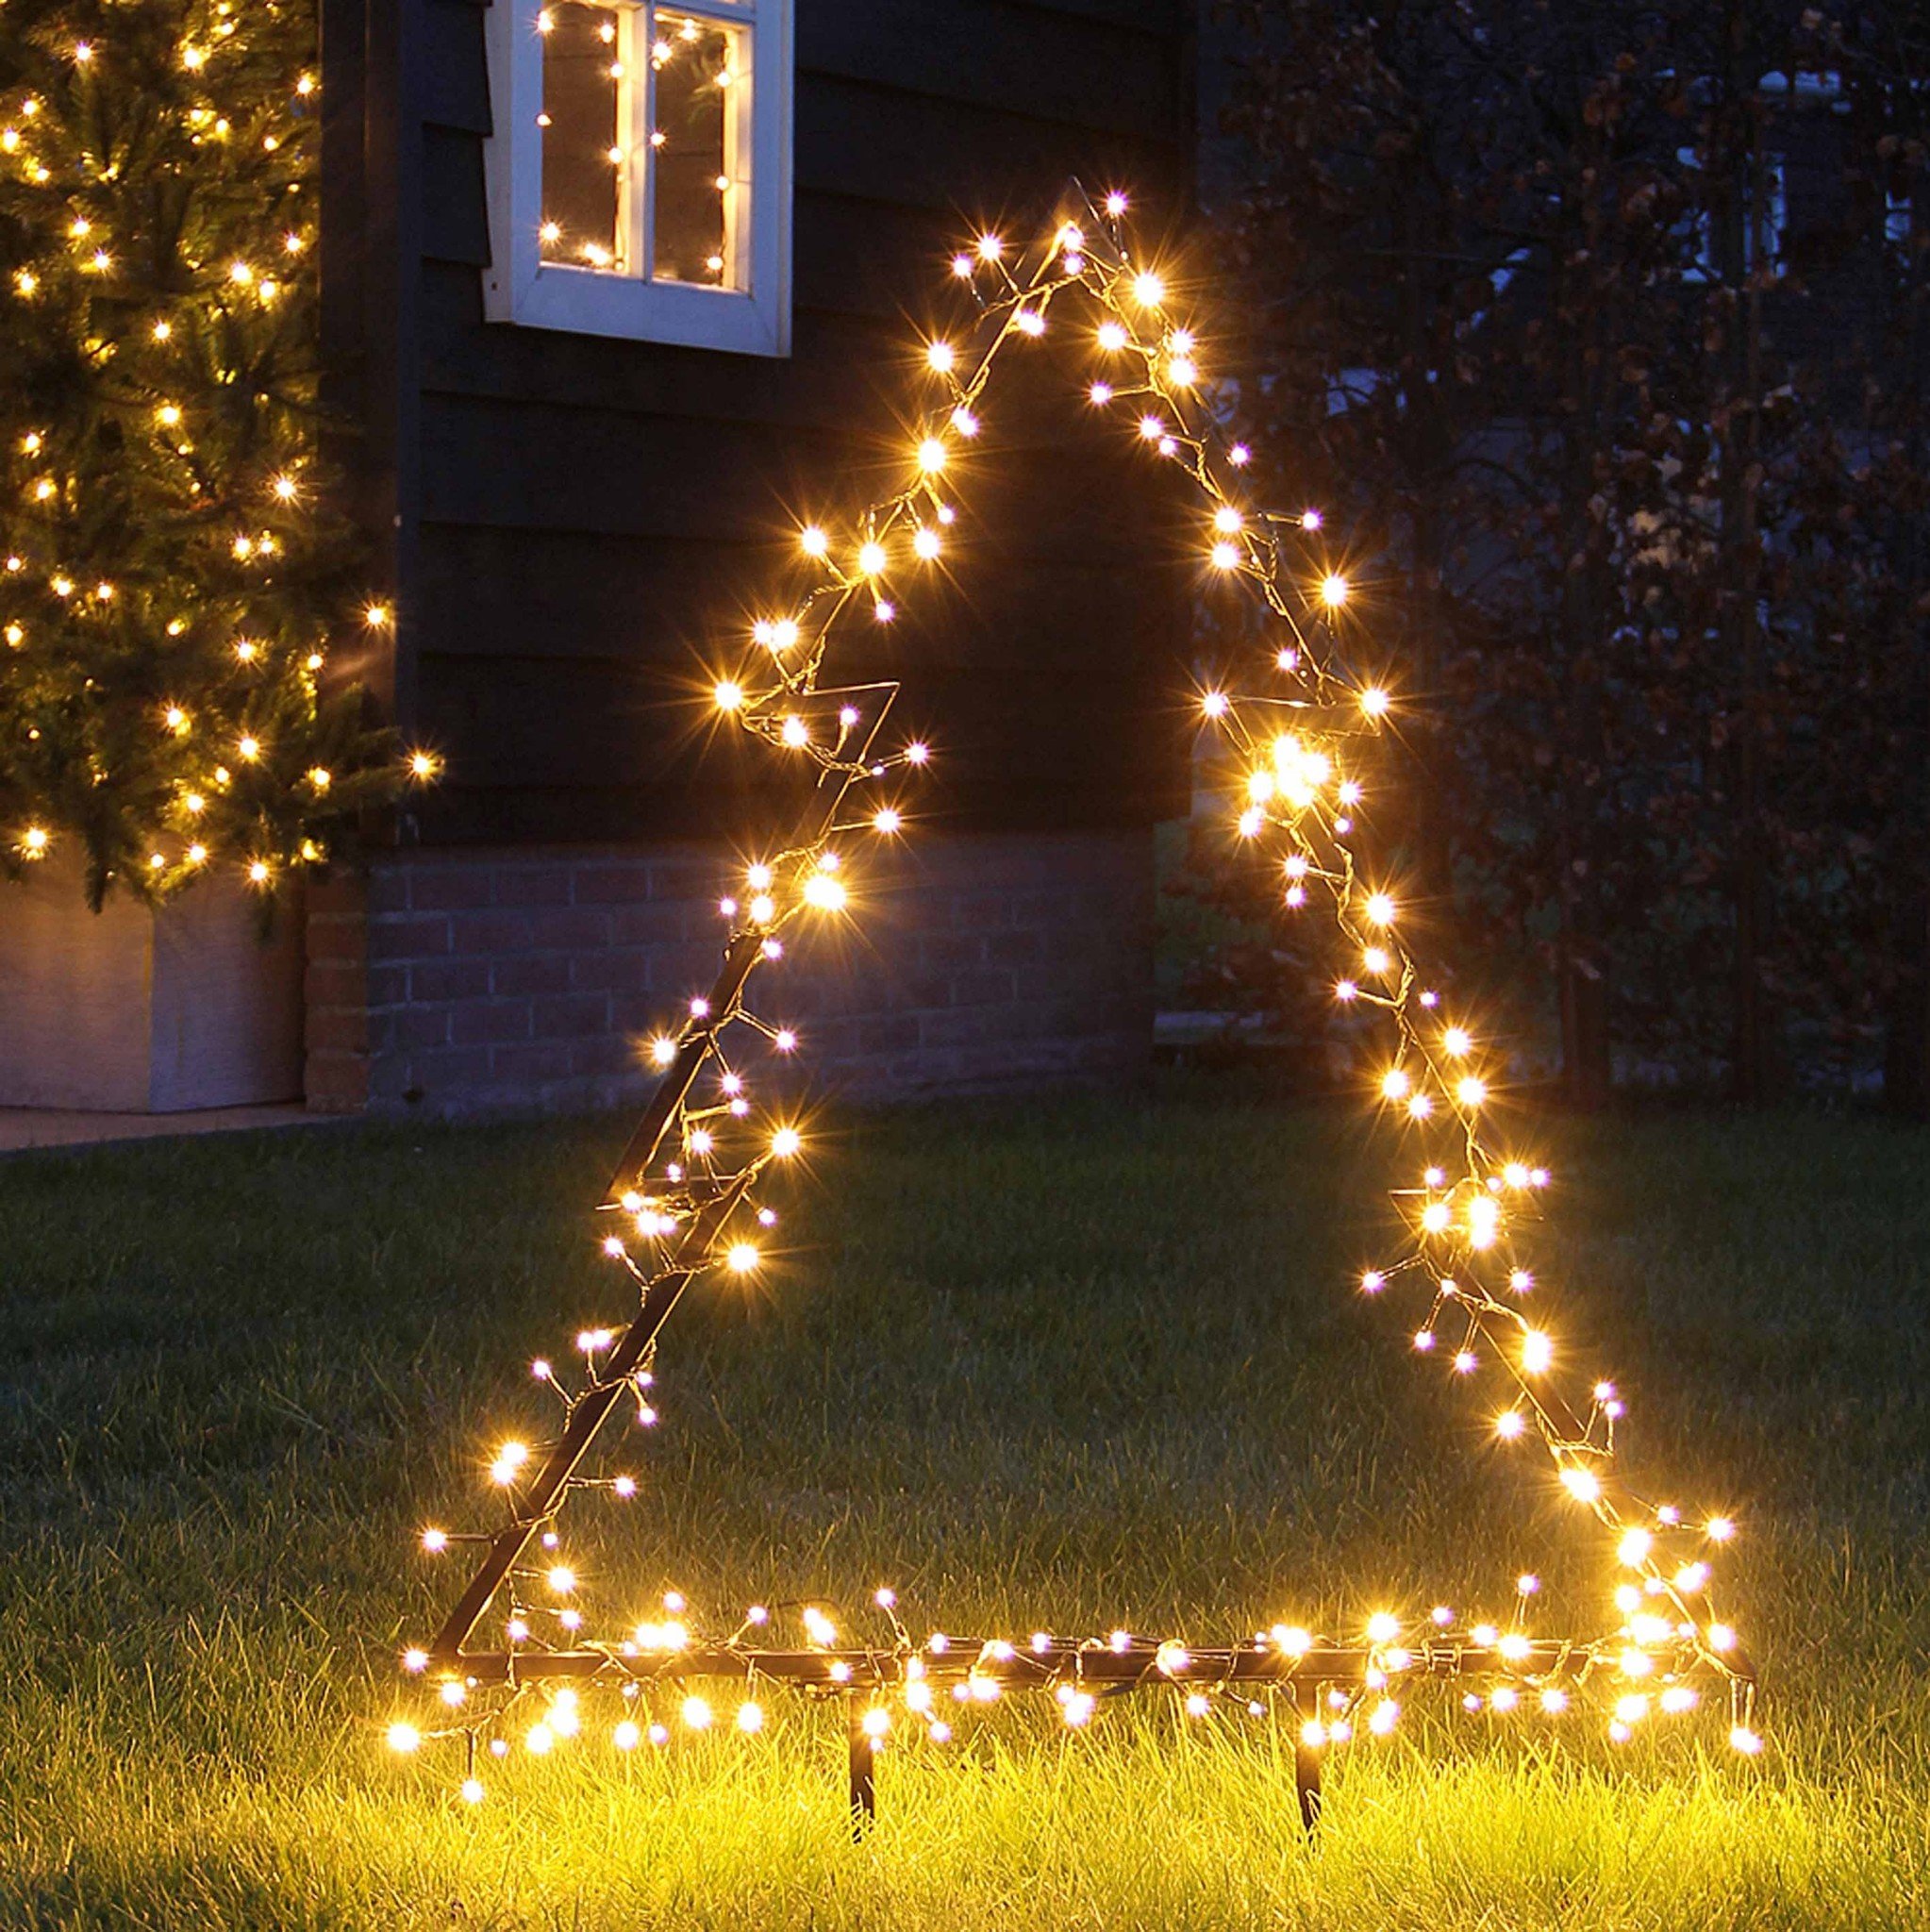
[314,0,1196,1117]
[306,828,1152,1115]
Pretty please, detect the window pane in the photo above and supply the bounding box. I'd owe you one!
[650,13,744,288]
[541,4,622,271]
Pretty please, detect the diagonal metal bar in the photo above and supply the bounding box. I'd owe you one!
[429,688,897,1664]
[600,685,899,1205]
[427,1175,753,1664]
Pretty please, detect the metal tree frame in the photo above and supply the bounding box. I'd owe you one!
[404,184,1759,1829]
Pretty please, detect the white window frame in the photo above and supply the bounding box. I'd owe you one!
[1676,146,1788,288]
[483,0,793,356]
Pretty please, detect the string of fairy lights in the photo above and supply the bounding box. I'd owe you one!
[391,185,1760,1807]
[535,3,739,285]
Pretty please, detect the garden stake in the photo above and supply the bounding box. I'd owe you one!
[848,1694,876,1836]
[1292,1687,1323,1836]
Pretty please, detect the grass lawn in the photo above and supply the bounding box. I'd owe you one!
[1,1079,1926,1927]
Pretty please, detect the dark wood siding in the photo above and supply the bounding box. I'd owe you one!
[335,0,1196,844]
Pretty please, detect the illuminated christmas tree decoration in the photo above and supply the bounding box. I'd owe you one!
[393,184,1758,1828]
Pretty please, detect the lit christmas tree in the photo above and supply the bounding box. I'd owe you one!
[0,0,423,908]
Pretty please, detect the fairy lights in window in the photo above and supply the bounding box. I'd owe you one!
[536,2,745,286]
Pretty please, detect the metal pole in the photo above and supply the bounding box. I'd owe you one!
[847,1694,876,1835]
[1292,1687,1323,1836]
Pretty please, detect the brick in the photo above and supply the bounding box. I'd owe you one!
[495,865,574,907]
[366,964,409,1008]
[571,951,650,994]
[983,929,1046,967]
[365,866,412,915]
[1014,962,1112,1005]
[492,954,574,997]
[609,902,693,947]
[305,960,367,1009]
[533,992,610,1039]
[306,1007,371,1056]
[609,994,674,1035]
[585,1058,652,1098]
[895,973,957,1010]
[403,1046,492,1094]
[918,931,983,970]
[948,968,1017,1008]
[573,862,654,904]
[534,907,614,950]
[952,843,1058,889]
[950,891,1014,932]
[570,1035,636,1077]
[370,1053,415,1102]
[647,856,719,902]
[305,914,367,969]
[395,1007,451,1050]
[305,1054,369,1112]
[789,1016,858,1060]
[306,873,365,921]
[410,867,497,912]
[1010,891,1069,928]
[918,1007,1009,1051]
[408,958,491,1003]
[765,978,833,1018]
[857,1013,922,1055]
[1038,995,1100,1038]
[450,910,536,956]
[369,914,451,961]
[645,943,724,992]
[449,997,534,1045]
[491,1041,575,1083]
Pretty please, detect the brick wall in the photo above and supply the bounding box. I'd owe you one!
[304,829,1153,1117]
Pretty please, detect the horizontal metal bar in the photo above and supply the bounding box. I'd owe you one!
[440,1636,1715,1690]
